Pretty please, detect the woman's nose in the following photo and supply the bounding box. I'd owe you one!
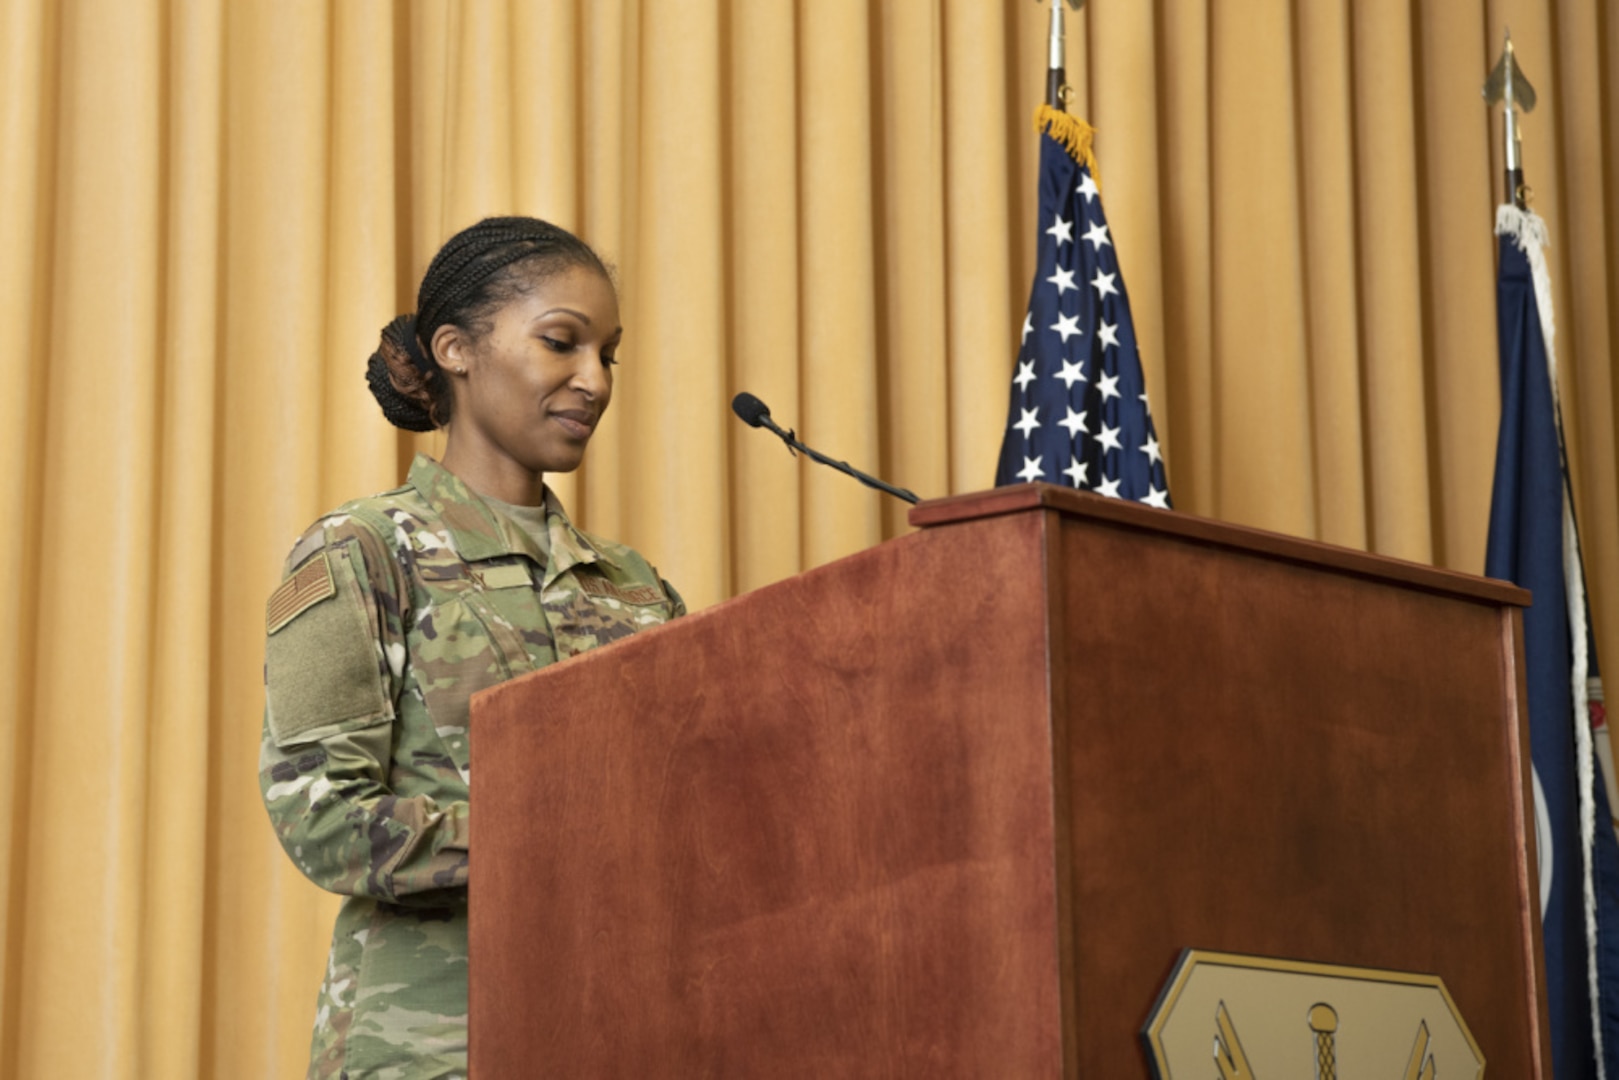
[570,351,611,399]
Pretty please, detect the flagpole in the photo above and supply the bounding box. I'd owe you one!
[1483,30,1537,211]
[1042,0,1084,112]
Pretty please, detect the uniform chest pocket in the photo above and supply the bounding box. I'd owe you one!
[418,560,542,647]
[465,561,555,669]
[409,562,552,746]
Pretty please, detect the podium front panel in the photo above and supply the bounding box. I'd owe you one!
[472,509,1072,1076]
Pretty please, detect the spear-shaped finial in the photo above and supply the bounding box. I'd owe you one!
[1041,0,1084,111]
[1483,30,1537,209]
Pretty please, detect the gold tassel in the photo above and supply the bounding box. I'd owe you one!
[1032,104,1101,193]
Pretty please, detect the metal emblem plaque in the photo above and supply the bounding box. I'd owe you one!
[1143,950,1485,1079]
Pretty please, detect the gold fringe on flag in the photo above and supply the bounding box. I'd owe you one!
[1033,104,1101,193]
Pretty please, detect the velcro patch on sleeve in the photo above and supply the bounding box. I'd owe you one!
[266,550,336,634]
[265,543,392,746]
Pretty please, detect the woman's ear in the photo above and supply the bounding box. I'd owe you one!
[432,323,470,377]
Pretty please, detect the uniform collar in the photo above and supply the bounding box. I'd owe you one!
[406,454,616,576]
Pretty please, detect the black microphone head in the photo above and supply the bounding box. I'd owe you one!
[731,392,771,428]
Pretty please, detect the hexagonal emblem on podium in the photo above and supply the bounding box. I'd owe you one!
[1143,950,1485,1079]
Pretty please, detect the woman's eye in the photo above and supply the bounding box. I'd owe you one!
[541,336,573,353]
[601,353,619,368]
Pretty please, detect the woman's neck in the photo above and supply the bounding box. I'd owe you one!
[439,436,546,506]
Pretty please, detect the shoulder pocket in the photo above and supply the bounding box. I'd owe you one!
[265,544,392,747]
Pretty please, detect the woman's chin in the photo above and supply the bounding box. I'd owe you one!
[530,452,586,476]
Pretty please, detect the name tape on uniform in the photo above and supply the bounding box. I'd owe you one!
[578,576,664,606]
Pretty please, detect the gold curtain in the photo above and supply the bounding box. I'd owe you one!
[1,1,1615,1076]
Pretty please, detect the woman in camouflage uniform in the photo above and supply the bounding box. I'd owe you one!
[260,218,684,1079]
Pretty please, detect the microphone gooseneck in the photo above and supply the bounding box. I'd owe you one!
[728,390,921,506]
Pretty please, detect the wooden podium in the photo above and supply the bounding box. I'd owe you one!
[469,485,1551,1077]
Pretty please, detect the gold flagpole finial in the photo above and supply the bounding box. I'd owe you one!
[1483,30,1538,209]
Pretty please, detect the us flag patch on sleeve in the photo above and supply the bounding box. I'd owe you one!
[266,550,336,634]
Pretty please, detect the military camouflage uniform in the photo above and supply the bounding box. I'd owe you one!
[260,455,684,1079]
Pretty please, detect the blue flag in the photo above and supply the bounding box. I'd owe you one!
[996,108,1169,506]
[1485,205,1619,1080]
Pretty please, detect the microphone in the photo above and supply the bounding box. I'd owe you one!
[731,391,782,434]
[730,392,921,506]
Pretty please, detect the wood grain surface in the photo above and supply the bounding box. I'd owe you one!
[1047,500,1546,1077]
[473,511,1068,1077]
[470,486,1549,1077]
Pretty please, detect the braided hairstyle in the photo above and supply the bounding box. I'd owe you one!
[366,216,612,431]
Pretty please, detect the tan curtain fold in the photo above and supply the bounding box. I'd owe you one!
[940,1,1016,497]
[1295,0,1370,551]
[1209,0,1317,538]
[728,3,804,594]
[0,0,52,1068]
[2,2,1616,1075]
[1416,3,1501,573]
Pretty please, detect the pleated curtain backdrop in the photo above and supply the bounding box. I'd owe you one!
[1,1,1615,1076]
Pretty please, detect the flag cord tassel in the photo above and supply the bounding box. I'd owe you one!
[1033,104,1102,191]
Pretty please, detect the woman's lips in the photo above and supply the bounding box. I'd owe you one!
[551,409,597,439]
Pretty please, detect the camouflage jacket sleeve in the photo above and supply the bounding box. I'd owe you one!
[259,513,470,903]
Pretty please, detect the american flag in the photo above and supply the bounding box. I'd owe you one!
[995,111,1170,508]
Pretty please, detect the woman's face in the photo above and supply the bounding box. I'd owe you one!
[439,264,620,486]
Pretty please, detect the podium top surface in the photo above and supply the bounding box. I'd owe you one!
[909,484,1529,609]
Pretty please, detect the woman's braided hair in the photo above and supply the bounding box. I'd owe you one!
[366,216,611,431]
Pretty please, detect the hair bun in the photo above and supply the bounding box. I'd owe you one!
[365,314,441,431]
